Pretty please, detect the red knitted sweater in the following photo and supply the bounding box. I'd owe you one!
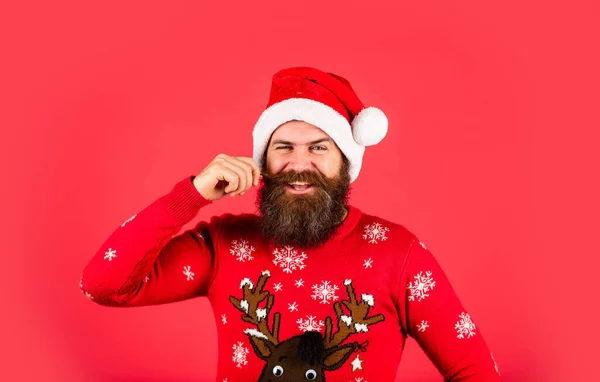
[81,176,501,381]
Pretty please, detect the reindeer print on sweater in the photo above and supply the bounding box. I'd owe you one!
[229,271,385,381]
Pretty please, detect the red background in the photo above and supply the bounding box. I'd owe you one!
[1,1,597,381]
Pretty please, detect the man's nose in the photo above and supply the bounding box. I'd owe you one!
[288,150,314,172]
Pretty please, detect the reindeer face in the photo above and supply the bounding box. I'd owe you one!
[230,272,385,382]
[248,331,357,382]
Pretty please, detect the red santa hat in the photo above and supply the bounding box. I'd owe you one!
[252,67,388,183]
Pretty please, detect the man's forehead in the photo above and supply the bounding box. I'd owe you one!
[270,120,332,144]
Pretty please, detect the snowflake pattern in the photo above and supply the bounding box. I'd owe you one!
[455,312,476,339]
[362,222,389,244]
[104,248,117,261]
[82,290,94,300]
[273,282,283,292]
[232,341,250,368]
[230,239,255,262]
[363,258,373,269]
[295,279,305,287]
[296,315,325,332]
[273,246,307,273]
[221,314,227,324]
[311,281,340,304]
[144,275,150,283]
[417,320,429,332]
[288,302,298,312]
[352,378,367,382]
[183,265,194,281]
[407,271,436,302]
[121,214,137,227]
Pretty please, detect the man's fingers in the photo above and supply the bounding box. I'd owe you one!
[219,161,248,196]
[216,167,239,195]
[236,157,262,187]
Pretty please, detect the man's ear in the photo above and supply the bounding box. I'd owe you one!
[247,335,276,361]
[322,344,356,370]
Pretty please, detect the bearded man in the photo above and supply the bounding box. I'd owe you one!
[81,67,501,381]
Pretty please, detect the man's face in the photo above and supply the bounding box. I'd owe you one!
[256,120,351,249]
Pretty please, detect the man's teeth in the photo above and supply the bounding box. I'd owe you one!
[289,182,312,190]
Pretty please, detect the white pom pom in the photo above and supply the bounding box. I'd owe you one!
[351,106,388,146]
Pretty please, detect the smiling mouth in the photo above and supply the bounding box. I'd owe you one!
[287,182,314,192]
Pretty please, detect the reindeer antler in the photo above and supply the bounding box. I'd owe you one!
[323,279,385,349]
[229,270,281,345]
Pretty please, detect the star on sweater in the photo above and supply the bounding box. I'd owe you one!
[351,354,363,371]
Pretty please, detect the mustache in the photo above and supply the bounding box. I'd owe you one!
[261,170,329,188]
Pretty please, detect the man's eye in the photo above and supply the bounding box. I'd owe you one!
[276,146,291,150]
[311,146,326,151]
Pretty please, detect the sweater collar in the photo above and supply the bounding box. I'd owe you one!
[262,204,363,251]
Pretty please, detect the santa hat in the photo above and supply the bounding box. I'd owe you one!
[252,67,388,183]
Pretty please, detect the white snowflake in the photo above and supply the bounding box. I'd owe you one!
[417,320,429,332]
[182,265,194,281]
[455,312,476,339]
[296,315,325,332]
[295,279,305,287]
[362,222,389,244]
[363,258,373,269]
[352,378,367,382]
[144,275,150,283]
[288,302,298,312]
[273,282,283,292]
[407,271,436,302]
[104,248,117,261]
[232,341,250,368]
[230,239,255,262]
[121,214,137,227]
[272,246,307,273]
[221,314,227,324]
[196,231,205,241]
[82,290,94,300]
[311,281,339,304]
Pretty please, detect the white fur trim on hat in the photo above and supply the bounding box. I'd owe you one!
[252,98,365,183]
[352,107,388,146]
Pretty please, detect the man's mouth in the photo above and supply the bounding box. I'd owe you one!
[287,181,314,193]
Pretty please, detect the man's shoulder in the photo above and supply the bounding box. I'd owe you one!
[355,206,418,245]
[205,211,261,233]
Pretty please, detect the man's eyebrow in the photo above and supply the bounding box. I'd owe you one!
[271,138,332,145]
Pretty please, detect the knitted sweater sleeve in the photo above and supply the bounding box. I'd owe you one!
[397,238,502,381]
[80,176,220,307]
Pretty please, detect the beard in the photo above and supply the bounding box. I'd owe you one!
[256,159,351,249]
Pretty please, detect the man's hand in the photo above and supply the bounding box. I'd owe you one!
[193,154,262,201]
